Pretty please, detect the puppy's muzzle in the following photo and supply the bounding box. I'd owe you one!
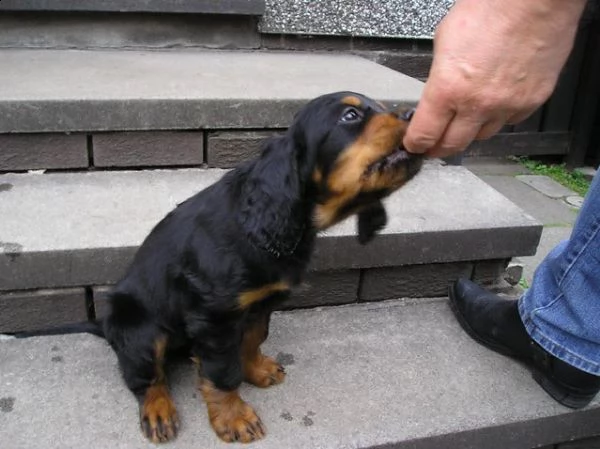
[365,107,422,178]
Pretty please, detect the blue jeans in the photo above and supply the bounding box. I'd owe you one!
[519,173,600,375]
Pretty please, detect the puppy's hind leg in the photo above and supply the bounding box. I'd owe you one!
[242,311,286,388]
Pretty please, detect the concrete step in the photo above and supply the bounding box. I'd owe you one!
[0,3,266,51]
[0,162,541,331]
[0,163,540,292]
[0,0,265,15]
[0,11,262,51]
[0,49,423,133]
[1,298,598,449]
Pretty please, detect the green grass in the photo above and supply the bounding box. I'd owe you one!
[515,157,591,197]
[518,277,530,290]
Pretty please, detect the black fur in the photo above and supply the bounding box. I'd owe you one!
[103,92,395,396]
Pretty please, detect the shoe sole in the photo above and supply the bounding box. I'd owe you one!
[533,371,597,409]
[448,283,597,410]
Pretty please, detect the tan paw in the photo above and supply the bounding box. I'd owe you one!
[140,385,180,443]
[201,380,266,443]
[211,401,266,443]
[244,355,286,388]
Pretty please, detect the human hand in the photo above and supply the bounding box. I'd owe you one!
[403,0,587,158]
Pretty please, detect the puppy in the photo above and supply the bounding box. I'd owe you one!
[103,91,423,443]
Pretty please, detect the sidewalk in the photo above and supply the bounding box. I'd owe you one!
[462,157,581,286]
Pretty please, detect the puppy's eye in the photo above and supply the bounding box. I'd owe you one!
[340,107,362,123]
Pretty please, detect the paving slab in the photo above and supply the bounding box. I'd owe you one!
[1,299,599,449]
[516,175,577,199]
[0,163,541,291]
[479,175,578,226]
[463,156,532,177]
[0,49,423,133]
[575,167,597,182]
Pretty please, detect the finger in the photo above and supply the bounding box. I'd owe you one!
[475,119,505,140]
[403,86,455,154]
[427,115,484,159]
[507,108,537,125]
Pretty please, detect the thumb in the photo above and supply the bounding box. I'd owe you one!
[402,92,454,154]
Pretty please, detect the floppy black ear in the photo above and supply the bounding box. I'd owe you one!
[357,201,388,245]
[238,136,307,258]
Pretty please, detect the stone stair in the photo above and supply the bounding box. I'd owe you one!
[0,49,422,133]
[0,0,265,15]
[2,300,599,449]
[0,0,265,51]
[2,5,596,449]
[0,49,541,333]
[0,162,540,330]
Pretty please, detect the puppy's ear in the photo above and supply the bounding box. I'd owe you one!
[288,98,336,180]
[238,137,306,258]
[357,201,387,245]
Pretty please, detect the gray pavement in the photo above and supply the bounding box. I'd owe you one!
[475,175,578,227]
[516,175,577,199]
[463,157,583,285]
[2,298,598,449]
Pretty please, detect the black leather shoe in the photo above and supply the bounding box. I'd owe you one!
[449,278,600,409]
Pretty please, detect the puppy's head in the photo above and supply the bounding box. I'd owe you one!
[290,91,423,229]
[239,91,422,257]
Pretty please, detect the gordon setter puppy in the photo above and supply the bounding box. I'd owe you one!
[103,91,423,444]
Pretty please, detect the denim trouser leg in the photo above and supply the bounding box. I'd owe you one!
[519,173,600,376]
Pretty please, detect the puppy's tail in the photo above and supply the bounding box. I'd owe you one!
[1,320,105,340]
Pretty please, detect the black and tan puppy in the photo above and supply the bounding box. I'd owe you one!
[103,91,423,443]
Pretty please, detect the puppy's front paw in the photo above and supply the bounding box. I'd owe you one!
[201,380,266,443]
[140,385,180,443]
[244,355,286,388]
[211,401,265,443]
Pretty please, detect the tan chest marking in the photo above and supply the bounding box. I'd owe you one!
[238,281,290,308]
